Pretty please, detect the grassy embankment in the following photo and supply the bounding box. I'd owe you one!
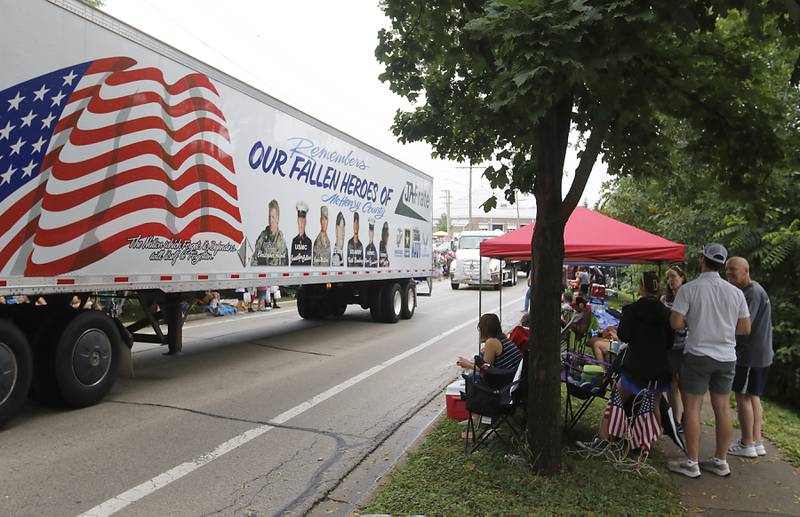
[361,391,682,516]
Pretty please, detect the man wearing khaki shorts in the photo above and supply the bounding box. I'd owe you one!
[668,243,751,478]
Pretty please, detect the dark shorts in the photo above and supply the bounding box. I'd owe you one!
[732,365,770,397]
[680,353,736,395]
[235,291,245,301]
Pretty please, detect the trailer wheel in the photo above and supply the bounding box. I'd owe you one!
[400,282,416,320]
[369,285,384,322]
[0,320,32,428]
[30,307,78,403]
[297,288,320,319]
[450,281,460,290]
[53,311,120,408]
[330,297,347,317]
[381,283,402,323]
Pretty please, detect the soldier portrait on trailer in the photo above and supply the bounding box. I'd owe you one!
[290,201,312,266]
[347,212,364,267]
[379,221,390,267]
[251,199,288,266]
[332,211,346,267]
[312,205,331,266]
[365,217,378,268]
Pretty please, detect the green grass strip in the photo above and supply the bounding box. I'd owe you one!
[761,398,800,467]
[362,396,682,516]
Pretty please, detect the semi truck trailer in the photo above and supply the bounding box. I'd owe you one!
[0,0,433,427]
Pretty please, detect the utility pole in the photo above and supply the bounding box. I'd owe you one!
[455,163,475,231]
[440,190,452,235]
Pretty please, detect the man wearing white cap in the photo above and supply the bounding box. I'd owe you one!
[364,217,378,268]
[668,243,751,479]
[290,201,312,266]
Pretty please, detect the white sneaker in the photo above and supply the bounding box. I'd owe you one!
[755,441,767,456]
[699,457,731,477]
[728,439,758,458]
[668,459,701,478]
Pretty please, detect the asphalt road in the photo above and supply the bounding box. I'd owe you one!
[0,279,528,517]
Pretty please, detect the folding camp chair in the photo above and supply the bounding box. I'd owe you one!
[559,311,576,355]
[567,313,600,354]
[561,347,625,432]
[462,360,524,453]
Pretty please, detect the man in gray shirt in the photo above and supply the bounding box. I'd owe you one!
[725,256,773,458]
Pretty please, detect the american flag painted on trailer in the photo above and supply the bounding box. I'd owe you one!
[0,57,243,277]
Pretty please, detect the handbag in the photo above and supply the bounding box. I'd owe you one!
[463,373,512,417]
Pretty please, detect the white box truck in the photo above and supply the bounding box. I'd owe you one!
[0,0,433,426]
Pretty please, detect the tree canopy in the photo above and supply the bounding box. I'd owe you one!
[599,17,800,400]
[377,0,799,473]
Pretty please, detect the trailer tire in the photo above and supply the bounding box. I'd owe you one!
[53,311,120,408]
[369,285,384,322]
[330,297,347,317]
[0,320,32,428]
[30,307,79,403]
[381,283,402,323]
[400,282,416,320]
[450,281,460,290]
[297,288,320,319]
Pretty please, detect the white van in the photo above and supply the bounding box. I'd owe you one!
[449,230,517,289]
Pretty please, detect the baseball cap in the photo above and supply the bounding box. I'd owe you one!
[702,243,728,264]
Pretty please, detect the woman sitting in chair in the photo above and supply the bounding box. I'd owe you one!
[577,272,674,452]
[587,326,618,362]
[457,313,523,374]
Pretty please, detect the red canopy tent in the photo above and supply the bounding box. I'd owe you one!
[480,207,685,264]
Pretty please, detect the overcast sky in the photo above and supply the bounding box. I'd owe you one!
[101,0,610,219]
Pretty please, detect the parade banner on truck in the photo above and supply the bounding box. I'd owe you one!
[0,2,433,279]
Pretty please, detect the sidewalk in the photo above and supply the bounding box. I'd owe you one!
[659,395,800,515]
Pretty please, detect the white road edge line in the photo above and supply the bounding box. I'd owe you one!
[79,295,524,517]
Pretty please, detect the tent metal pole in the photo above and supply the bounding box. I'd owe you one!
[499,259,503,326]
[479,255,483,353]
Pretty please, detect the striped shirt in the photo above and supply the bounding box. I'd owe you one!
[492,335,523,370]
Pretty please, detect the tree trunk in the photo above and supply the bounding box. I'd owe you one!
[527,94,572,474]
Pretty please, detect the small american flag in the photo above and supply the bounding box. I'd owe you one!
[603,386,627,439]
[629,392,662,455]
[0,56,243,277]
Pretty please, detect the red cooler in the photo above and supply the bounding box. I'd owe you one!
[591,283,606,298]
[445,379,469,420]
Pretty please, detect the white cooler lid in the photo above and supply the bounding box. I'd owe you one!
[446,379,465,396]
